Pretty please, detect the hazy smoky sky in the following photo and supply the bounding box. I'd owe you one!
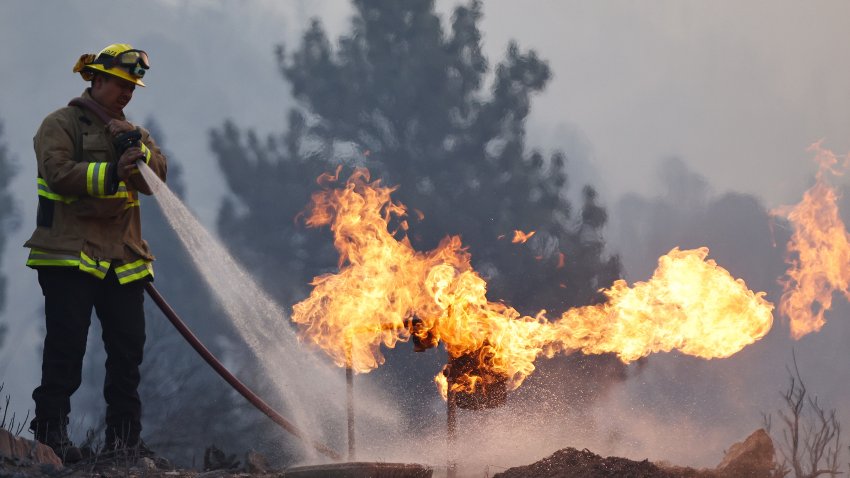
[1,0,849,468]
[477,0,850,208]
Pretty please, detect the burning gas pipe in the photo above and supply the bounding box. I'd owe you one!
[292,168,775,399]
[292,168,776,476]
[144,283,342,460]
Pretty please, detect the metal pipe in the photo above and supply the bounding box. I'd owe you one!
[446,380,458,478]
[345,337,355,460]
[144,282,342,460]
[346,365,355,460]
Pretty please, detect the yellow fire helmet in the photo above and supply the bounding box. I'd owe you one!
[73,43,150,87]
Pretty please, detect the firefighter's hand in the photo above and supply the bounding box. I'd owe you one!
[117,146,145,181]
[107,119,135,137]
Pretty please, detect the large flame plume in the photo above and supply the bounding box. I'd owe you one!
[773,142,850,339]
[554,246,773,362]
[291,169,774,398]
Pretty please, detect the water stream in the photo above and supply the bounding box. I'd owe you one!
[135,162,641,475]
[139,163,352,460]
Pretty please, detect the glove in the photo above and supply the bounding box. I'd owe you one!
[114,129,142,156]
[116,146,146,182]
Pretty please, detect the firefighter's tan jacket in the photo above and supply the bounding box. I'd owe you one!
[24,90,167,284]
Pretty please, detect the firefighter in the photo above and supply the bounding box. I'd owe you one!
[24,43,167,464]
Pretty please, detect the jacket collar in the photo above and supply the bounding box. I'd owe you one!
[81,89,126,121]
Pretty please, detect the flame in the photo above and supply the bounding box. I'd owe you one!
[553,247,773,362]
[292,169,774,397]
[773,142,850,339]
[512,230,536,243]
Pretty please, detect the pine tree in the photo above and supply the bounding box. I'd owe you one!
[214,0,620,314]
[210,0,623,430]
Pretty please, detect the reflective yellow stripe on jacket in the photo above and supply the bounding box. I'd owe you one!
[37,178,77,203]
[129,144,153,178]
[115,259,153,284]
[85,163,132,199]
[26,249,153,283]
[125,190,140,208]
[39,176,138,208]
[79,251,110,279]
[25,249,80,267]
[139,143,152,164]
[86,162,109,196]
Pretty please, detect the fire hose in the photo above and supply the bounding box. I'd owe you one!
[144,282,342,460]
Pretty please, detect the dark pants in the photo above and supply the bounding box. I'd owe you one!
[31,267,147,440]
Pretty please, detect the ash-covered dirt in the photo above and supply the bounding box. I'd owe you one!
[2,428,779,478]
[0,458,278,478]
[492,447,715,478]
[492,429,782,478]
[0,465,279,478]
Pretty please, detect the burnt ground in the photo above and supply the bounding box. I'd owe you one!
[1,466,280,478]
[0,458,276,478]
[2,428,780,478]
[491,427,781,478]
[492,447,715,478]
[492,444,784,478]
[0,430,270,478]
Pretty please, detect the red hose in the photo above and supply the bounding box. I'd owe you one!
[144,282,342,460]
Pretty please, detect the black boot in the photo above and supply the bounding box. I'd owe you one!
[30,419,83,464]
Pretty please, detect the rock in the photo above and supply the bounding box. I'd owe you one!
[244,450,268,474]
[204,444,240,471]
[0,429,62,469]
[139,456,157,471]
[715,429,776,478]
